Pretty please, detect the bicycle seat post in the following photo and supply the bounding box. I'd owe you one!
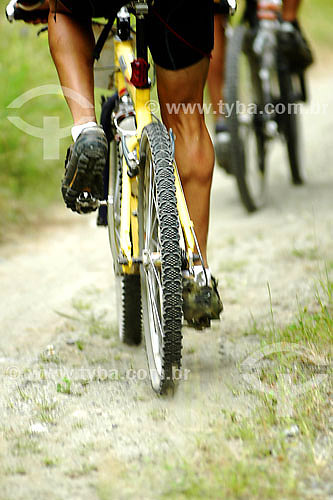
[129,2,150,90]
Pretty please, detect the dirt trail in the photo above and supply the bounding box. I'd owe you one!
[0,69,332,500]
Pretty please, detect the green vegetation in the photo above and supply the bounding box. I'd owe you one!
[43,456,60,467]
[36,397,58,424]
[0,17,71,237]
[302,0,333,48]
[56,297,116,339]
[56,376,72,395]
[264,274,333,349]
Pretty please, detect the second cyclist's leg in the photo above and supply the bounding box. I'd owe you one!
[207,10,231,172]
[280,0,313,71]
[207,13,226,120]
[48,0,107,211]
[282,0,301,21]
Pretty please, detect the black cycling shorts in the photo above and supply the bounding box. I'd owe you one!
[54,0,214,70]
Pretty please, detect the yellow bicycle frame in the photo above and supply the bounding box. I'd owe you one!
[113,27,196,275]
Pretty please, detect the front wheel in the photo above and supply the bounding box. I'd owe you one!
[138,122,183,394]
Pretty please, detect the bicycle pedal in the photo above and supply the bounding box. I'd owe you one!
[75,192,100,214]
[182,277,222,330]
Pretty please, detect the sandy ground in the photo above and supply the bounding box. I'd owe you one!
[0,67,332,499]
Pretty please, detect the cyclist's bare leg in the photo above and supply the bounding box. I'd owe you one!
[156,58,214,268]
[282,0,301,21]
[47,1,107,212]
[48,0,96,125]
[207,13,227,121]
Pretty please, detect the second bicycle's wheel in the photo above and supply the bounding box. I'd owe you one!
[107,135,142,346]
[138,121,182,394]
[278,70,304,185]
[225,25,267,212]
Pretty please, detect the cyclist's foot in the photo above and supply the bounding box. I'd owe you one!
[279,20,314,72]
[61,125,108,213]
[214,118,232,174]
[182,269,223,330]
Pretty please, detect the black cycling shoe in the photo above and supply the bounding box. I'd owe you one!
[278,20,314,72]
[182,275,223,330]
[61,126,108,213]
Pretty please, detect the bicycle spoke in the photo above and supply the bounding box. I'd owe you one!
[147,252,163,293]
[147,216,158,250]
[147,274,163,340]
[115,227,121,246]
[145,160,154,249]
[145,166,160,250]
[146,269,163,372]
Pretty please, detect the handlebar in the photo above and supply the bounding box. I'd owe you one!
[6,0,47,22]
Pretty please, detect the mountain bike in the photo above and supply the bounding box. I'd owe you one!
[6,0,221,394]
[91,1,209,394]
[224,0,310,212]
